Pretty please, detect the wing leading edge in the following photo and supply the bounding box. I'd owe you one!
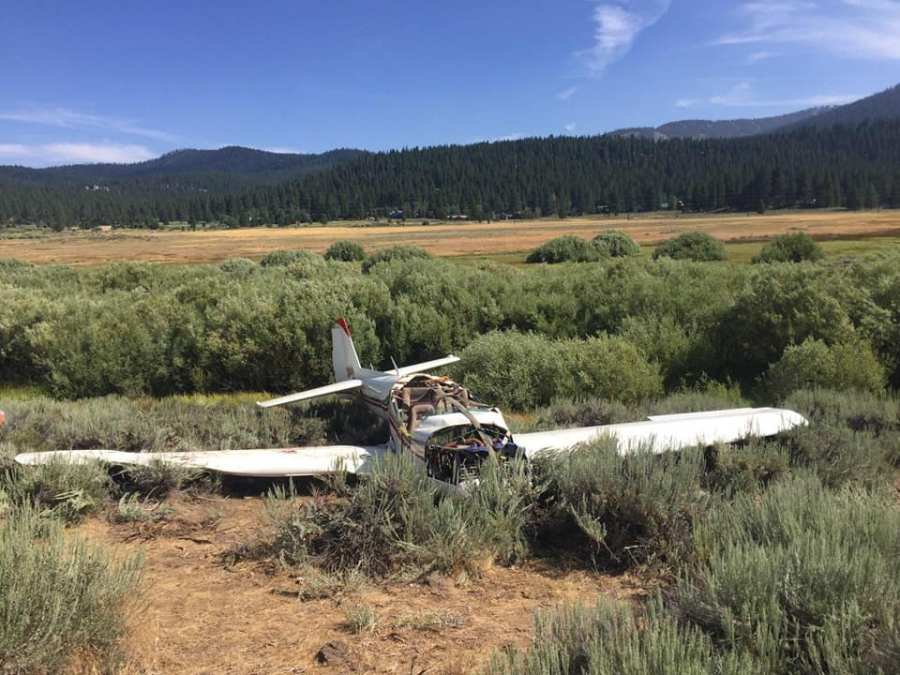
[515,407,807,459]
[14,445,389,478]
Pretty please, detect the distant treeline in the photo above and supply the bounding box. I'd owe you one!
[2,122,900,228]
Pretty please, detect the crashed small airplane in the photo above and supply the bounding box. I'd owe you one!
[15,318,807,485]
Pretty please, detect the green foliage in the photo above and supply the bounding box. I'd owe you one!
[0,504,142,672]
[122,460,206,498]
[4,458,112,523]
[592,230,640,257]
[259,249,321,267]
[324,240,366,262]
[673,474,900,674]
[457,332,662,410]
[653,231,727,261]
[765,337,886,399]
[342,603,378,634]
[753,232,824,263]
[219,257,257,274]
[525,236,602,264]
[486,599,755,675]
[537,441,708,568]
[255,454,539,579]
[361,245,431,272]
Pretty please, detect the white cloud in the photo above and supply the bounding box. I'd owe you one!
[0,106,177,142]
[677,81,860,109]
[576,1,672,76]
[0,142,156,166]
[718,0,900,60]
[747,50,776,63]
[557,86,578,100]
[564,122,577,132]
[675,98,700,108]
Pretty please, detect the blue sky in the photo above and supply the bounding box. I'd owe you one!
[2,0,899,166]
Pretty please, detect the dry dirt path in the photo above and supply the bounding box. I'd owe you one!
[3,210,899,265]
[84,495,641,674]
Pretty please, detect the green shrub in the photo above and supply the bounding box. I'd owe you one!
[259,249,320,267]
[673,474,900,674]
[486,599,756,675]
[753,232,824,264]
[592,230,640,257]
[0,504,142,672]
[457,332,662,410]
[324,240,366,262]
[537,440,708,569]
[361,245,431,272]
[254,454,538,578]
[785,388,899,435]
[5,457,113,523]
[765,337,886,399]
[526,236,602,264]
[219,257,257,274]
[652,231,727,262]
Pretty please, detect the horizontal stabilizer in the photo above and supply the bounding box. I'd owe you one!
[395,355,460,377]
[256,379,363,408]
[15,444,389,478]
[516,407,807,459]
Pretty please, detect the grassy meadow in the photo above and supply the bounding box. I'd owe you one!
[1,229,899,671]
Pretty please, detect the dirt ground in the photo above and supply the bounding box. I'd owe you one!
[3,210,900,265]
[82,494,642,675]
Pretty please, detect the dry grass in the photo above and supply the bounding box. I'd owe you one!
[2,210,899,265]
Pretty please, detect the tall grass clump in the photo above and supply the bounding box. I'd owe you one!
[0,504,142,672]
[672,473,900,674]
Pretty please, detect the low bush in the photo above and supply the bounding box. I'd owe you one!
[673,473,900,674]
[765,337,886,399]
[0,504,143,672]
[592,230,640,257]
[324,240,366,262]
[652,231,727,262]
[486,599,755,675]
[525,236,602,264]
[536,440,709,569]
[361,245,430,272]
[219,257,257,274]
[752,232,824,264]
[4,457,113,523]
[259,249,321,267]
[255,454,539,579]
[785,388,899,435]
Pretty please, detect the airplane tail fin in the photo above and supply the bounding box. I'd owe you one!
[332,318,362,381]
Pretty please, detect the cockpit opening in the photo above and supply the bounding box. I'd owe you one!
[424,423,519,484]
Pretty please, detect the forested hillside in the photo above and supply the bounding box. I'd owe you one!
[2,122,900,228]
[610,106,828,140]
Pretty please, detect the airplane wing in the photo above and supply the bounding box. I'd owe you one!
[14,444,389,478]
[395,355,460,377]
[256,379,363,408]
[515,407,807,459]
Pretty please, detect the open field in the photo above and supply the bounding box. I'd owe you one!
[2,210,900,265]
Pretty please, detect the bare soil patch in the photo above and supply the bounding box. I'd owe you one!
[87,494,642,674]
[3,210,899,265]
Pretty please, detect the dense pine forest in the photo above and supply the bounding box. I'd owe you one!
[2,121,900,228]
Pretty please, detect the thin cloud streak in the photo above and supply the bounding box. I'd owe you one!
[0,106,178,142]
[0,142,157,167]
[556,86,578,100]
[576,1,672,77]
[676,82,859,109]
[717,0,900,60]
